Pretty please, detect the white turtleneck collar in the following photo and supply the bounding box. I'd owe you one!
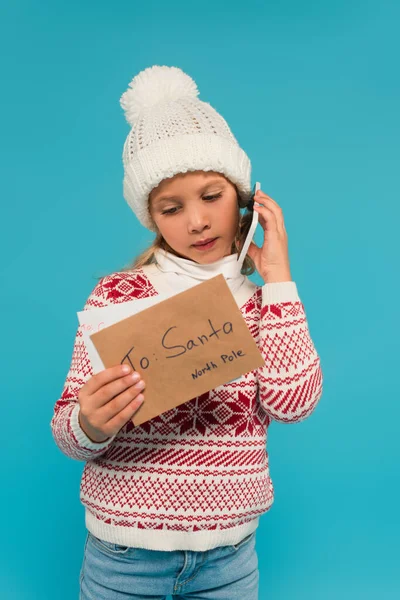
[154,249,245,293]
[141,248,257,309]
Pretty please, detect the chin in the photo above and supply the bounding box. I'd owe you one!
[167,241,233,264]
[190,250,230,264]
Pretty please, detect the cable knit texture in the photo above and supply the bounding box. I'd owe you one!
[51,268,323,551]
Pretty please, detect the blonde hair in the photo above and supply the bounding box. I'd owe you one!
[102,189,256,278]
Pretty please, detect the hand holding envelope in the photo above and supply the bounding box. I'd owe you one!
[76,364,146,443]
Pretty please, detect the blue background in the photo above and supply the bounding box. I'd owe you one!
[1,0,399,598]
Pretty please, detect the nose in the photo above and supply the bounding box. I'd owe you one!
[187,206,211,234]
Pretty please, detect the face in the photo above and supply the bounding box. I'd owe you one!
[149,170,240,264]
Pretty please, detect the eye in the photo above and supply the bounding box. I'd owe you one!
[161,206,180,215]
[203,193,222,201]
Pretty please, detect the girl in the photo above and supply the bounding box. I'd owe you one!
[51,65,323,600]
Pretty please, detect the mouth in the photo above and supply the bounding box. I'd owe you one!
[191,237,218,251]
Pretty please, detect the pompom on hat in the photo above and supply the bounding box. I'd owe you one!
[119,65,252,231]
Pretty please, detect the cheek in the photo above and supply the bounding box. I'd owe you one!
[154,216,182,243]
[222,202,240,232]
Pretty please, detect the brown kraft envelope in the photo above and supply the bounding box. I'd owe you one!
[90,274,265,426]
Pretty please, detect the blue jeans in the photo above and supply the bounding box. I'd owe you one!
[79,530,259,599]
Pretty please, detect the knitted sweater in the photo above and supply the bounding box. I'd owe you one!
[50,253,323,551]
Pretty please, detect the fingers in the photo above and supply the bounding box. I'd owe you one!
[254,203,278,232]
[256,190,282,210]
[79,375,146,438]
[254,191,286,237]
[83,364,133,397]
[105,393,145,433]
[246,240,260,261]
[93,370,143,408]
[77,364,148,440]
[100,378,146,422]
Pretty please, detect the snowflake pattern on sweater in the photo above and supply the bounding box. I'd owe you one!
[51,270,323,543]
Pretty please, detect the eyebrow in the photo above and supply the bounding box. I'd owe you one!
[153,178,226,205]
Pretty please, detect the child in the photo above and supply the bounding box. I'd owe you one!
[51,65,323,600]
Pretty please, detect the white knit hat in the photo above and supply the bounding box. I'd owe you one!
[119,65,252,231]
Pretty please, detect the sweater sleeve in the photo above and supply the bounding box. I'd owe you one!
[50,279,118,461]
[256,281,323,423]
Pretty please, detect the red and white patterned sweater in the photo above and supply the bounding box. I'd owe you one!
[51,267,323,551]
